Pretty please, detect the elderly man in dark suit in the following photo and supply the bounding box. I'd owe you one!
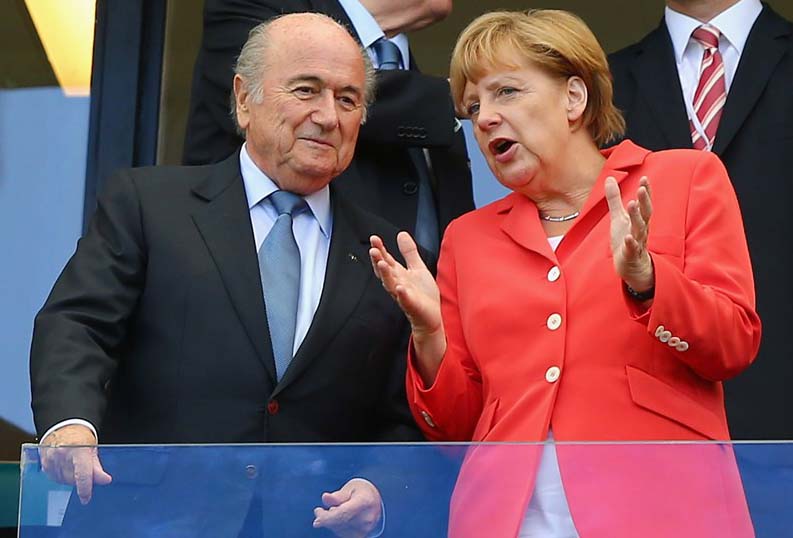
[608,0,793,440]
[183,0,474,255]
[30,13,444,538]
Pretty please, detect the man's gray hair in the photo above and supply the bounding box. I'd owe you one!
[230,14,376,136]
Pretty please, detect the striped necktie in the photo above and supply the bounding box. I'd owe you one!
[690,25,726,151]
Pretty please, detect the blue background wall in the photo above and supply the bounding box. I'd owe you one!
[0,88,89,433]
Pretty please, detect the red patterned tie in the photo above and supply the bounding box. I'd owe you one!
[690,25,726,150]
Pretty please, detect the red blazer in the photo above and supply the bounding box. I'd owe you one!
[407,141,761,537]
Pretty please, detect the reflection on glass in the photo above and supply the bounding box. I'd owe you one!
[17,442,793,538]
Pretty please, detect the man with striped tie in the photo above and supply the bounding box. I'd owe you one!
[609,0,793,440]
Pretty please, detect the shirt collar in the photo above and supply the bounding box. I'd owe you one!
[665,0,762,61]
[337,0,410,68]
[239,143,332,238]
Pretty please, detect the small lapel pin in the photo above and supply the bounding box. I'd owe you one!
[347,252,358,262]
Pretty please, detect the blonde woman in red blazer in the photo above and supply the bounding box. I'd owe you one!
[370,9,761,538]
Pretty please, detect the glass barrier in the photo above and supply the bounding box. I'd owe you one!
[17,442,793,537]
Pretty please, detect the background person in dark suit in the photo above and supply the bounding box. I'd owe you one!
[183,0,475,254]
[30,14,439,538]
[609,0,793,440]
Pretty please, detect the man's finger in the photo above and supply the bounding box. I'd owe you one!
[322,488,352,508]
[93,452,112,486]
[72,449,95,504]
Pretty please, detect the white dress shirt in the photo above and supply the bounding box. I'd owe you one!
[337,0,409,68]
[665,0,762,143]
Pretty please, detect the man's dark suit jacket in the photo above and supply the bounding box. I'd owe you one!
[182,0,474,238]
[608,4,793,439]
[29,154,456,536]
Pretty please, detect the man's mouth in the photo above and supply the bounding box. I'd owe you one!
[299,137,333,148]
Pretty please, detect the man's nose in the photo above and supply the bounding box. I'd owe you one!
[312,91,340,130]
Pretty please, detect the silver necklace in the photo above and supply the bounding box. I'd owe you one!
[539,210,580,222]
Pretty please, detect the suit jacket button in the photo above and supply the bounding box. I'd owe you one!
[402,181,418,195]
[245,464,258,479]
[267,399,280,415]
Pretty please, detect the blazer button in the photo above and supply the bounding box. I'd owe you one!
[546,313,562,331]
[668,336,681,347]
[267,399,280,415]
[402,181,418,195]
[655,325,665,337]
[245,464,258,479]
[659,330,672,343]
[675,341,690,352]
[420,410,436,428]
[547,266,561,282]
[545,366,561,383]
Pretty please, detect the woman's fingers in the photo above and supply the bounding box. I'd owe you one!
[396,231,427,271]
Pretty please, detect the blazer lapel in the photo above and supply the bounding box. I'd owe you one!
[630,22,693,148]
[499,193,556,260]
[190,153,277,383]
[713,6,792,155]
[273,190,372,395]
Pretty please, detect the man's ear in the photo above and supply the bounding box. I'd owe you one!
[566,76,588,124]
[233,74,250,130]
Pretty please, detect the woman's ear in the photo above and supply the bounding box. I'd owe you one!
[566,76,588,123]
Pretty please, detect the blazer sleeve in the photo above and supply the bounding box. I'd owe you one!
[30,169,147,437]
[626,151,762,381]
[358,70,457,149]
[406,221,483,441]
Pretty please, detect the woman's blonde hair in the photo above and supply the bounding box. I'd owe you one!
[449,9,624,146]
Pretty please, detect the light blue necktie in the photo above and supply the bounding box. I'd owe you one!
[372,38,403,71]
[372,38,440,253]
[258,190,307,381]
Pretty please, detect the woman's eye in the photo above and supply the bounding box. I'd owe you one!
[466,102,480,116]
[497,87,517,97]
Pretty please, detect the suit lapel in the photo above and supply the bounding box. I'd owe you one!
[713,6,792,154]
[273,190,372,395]
[631,22,693,148]
[190,153,277,383]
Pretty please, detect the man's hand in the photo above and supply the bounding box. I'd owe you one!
[360,0,452,35]
[605,175,655,296]
[313,478,383,538]
[39,424,112,505]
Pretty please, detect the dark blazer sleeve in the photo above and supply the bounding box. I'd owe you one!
[30,169,146,437]
[359,70,457,148]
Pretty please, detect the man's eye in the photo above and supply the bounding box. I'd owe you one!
[338,95,360,110]
[293,86,317,97]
